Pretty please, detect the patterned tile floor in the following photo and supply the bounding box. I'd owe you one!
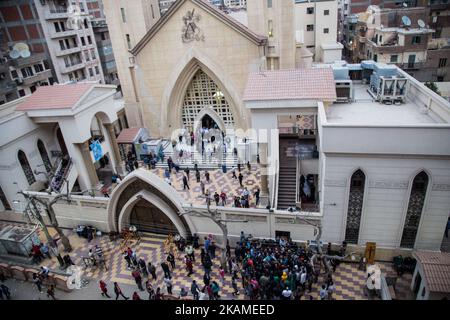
[26,228,414,300]
[149,166,261,207]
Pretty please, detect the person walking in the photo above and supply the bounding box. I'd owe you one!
[138,258,148,277]
[209,242,216,260]
[191,280,200,300]
[238,172,244,187]
[47,285,56,300]
[114,282,129,300]
[220,191,227,206]
[254,188,260,207]
[183,175,190,190]
[184,168,190,181]
[164,277,173,295]
[232,168,237,180]
[167,252,176,270]
[214,192,220,206]
[146,280,155,300]
[195,169,201,183]
[32,273,43,293]
[161,261,171,279]
[205,171,210,183]
[185,256,194,277]
[200,180,205,195]
[99,280,111,298]
[247,161,251,172]
[148,262,157,280]
[123,251,132,269]
[219,267,225,285]
[231,275,239,296]
[132,269,144,291]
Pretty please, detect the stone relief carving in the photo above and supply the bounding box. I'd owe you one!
[369,180,409,189]
[432,183,450,191]
[324,179,347,187]
[182,9,205,43]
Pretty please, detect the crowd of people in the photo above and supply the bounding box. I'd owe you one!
[92,231,345,301]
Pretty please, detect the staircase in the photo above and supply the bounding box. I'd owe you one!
[277,166,297,210]
[153,151,239,170]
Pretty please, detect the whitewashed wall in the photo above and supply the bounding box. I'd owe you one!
[321,154,450,250]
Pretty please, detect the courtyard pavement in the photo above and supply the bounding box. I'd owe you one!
[0,223,414,301]
[148,165,261,207]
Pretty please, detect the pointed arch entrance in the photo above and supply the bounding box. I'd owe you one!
[107,169,192,238]
[182,69,235,132]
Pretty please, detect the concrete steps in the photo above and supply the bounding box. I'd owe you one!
[277,166,297,210]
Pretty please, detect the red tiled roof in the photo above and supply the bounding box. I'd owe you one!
[116,128,141,144]
[413,251,450,293]
[243,68,337,102]
[16,83,94,111]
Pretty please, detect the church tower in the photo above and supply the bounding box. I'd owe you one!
[247,0,296,70]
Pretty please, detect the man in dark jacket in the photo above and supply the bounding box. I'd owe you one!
[161,261,171,279]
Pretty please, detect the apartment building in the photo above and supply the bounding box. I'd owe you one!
[345,5,449,81]
[0,0,55,100]
[33,0,104,83]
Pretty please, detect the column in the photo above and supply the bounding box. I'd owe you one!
[259,142,269,208]
[104,123,124,175]
[78,141,99,189]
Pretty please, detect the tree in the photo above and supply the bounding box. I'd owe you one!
[424,81,441,96]
[181,193,248,272]
[293,214,354,280]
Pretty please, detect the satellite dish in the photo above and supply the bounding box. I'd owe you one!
[13,42,29,52]
[9,50,20,59]
[402,16,411,27]
[20,50,31,58]
[418,19,425,28]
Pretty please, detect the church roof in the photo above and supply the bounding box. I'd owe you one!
[243,68,337,102]
[16,83,95,111]
[130,0,267,55]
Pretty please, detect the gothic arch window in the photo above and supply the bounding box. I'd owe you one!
[181,69,234,131]
[18,150,35,185]
[37,139,52,173]
[400,171,429,248]
[344,169,366,244]
[0,185,11,211]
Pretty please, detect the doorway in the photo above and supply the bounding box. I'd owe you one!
[129,199,178,235]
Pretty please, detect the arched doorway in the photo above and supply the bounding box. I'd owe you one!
[400,171,429,248]
[201,114,217,130]
[128,199,178,235]
[344,169,366,244]
[181,69,235,132]
[108,170,192,238]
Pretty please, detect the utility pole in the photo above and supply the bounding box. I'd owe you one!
[182,193,248,272]
[19,191,66,269]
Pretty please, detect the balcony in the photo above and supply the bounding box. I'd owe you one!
[10,52,47,68]
[45,9,69,20]
[22,70,52,86]
[50,29,78,39]
[55,46,81,57]
[61,61,85,74]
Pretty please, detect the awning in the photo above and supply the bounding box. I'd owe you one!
[116,127,142,144]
